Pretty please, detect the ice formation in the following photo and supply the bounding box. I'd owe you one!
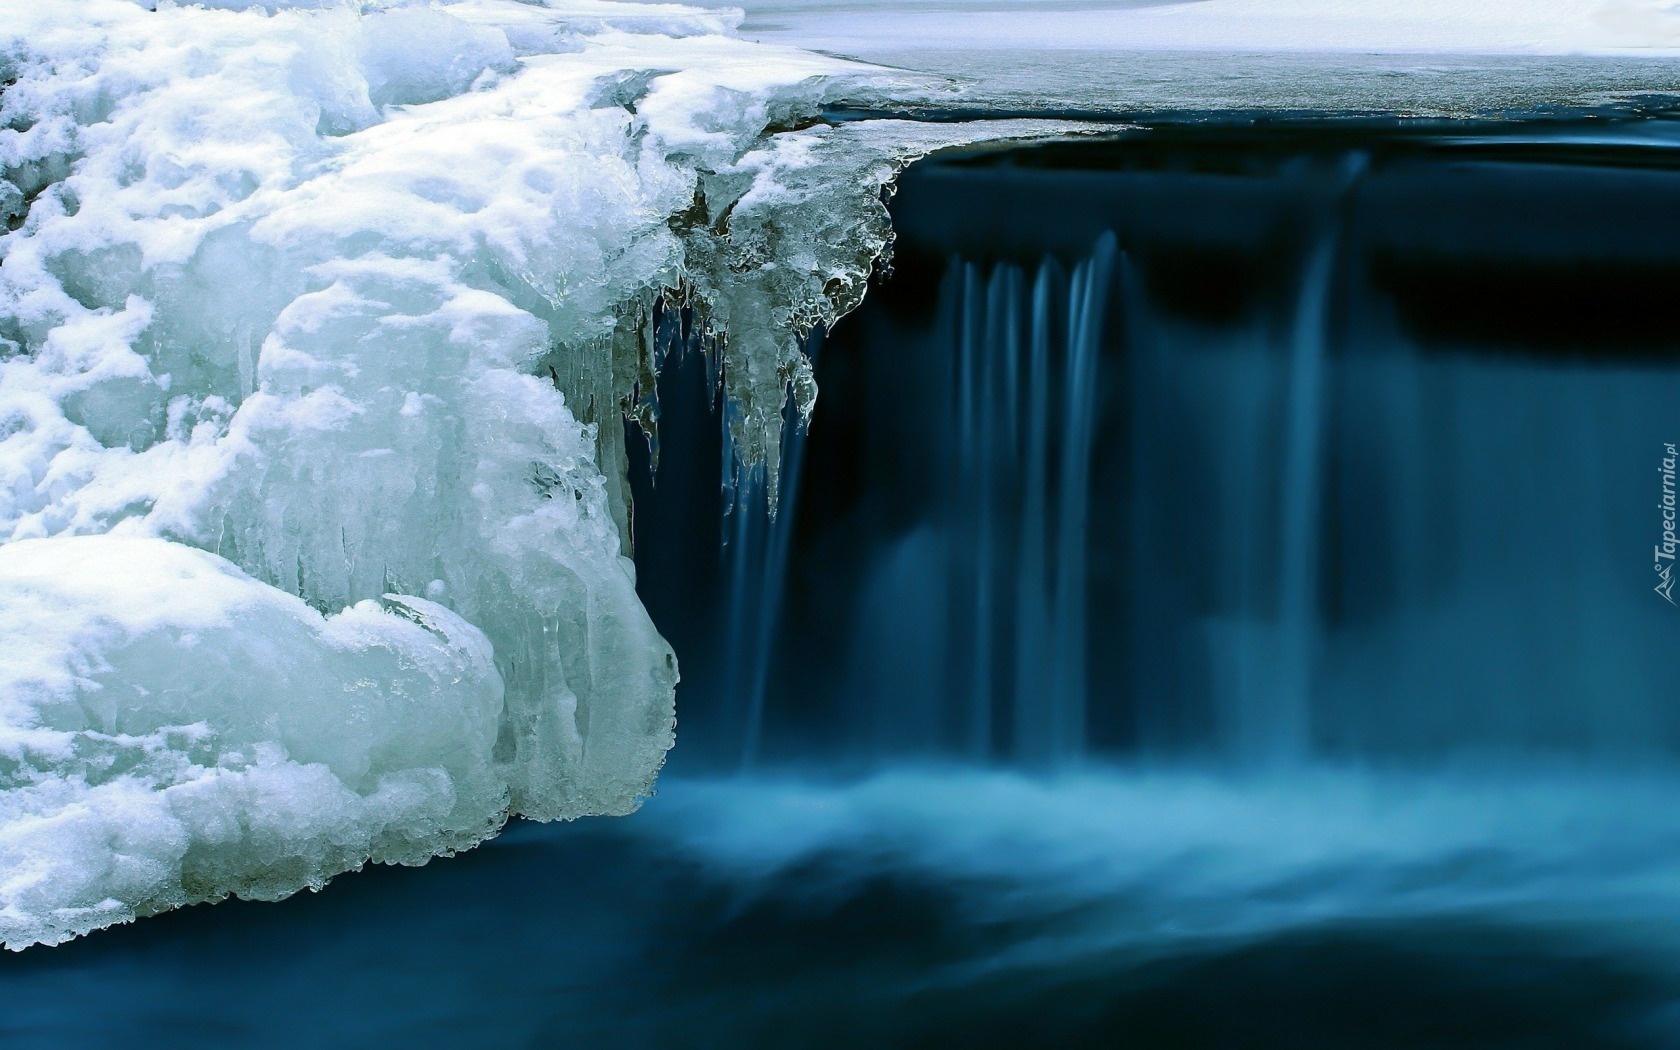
[0,537,505,948]
[0,0,1086,947]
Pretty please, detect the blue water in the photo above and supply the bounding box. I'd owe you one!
[6,766,1680,1048]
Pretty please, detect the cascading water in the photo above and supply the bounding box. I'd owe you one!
[948,235,1118,766]
[634,123,1680,773]
[722,392,815,770]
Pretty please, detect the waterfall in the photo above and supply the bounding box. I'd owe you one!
[1011,260,1054,762]
[632,140,1680,773]
[702,233,1128,768]
[719,461,760,757]
[1260,229,1335,762]
[957,262,995,759]
[1048,233,1117,762]
[953,235,1120,767]
[724,377,815,770]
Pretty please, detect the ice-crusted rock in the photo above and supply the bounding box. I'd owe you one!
[0,0,1093,947]
[0,535,506,948]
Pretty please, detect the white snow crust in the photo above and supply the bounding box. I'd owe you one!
[0,0,1088,947]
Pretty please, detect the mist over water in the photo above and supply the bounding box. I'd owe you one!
[11,763,1680,1048]
[645,764,1680,949]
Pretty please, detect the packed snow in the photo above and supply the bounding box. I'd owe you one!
[0,0,1091,947]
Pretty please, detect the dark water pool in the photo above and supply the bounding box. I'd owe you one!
[6,768,1680,1048]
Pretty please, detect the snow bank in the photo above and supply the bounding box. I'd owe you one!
[0,0,1091,946]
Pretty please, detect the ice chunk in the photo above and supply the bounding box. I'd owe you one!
[0,535,506,949]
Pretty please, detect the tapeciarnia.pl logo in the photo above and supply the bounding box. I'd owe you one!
[1658,442,1678,605]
